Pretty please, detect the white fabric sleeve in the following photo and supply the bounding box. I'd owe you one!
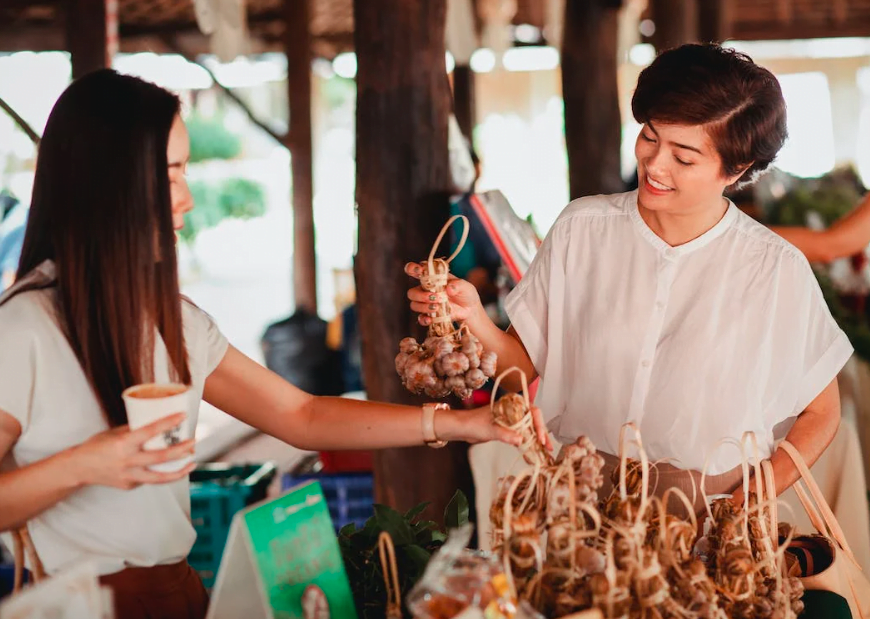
[789,257,854,416]
[503,221,566,378]
[184,301,230,376]
[0,308,37,431]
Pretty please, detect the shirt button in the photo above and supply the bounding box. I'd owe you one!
[655,302,664,310]
[641,360,651,368]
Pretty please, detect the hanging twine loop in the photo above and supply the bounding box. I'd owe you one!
[12,526,46,594]
[378,532,402,618]
[417,215,469,338]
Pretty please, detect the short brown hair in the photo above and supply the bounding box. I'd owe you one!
[631,43,787,185]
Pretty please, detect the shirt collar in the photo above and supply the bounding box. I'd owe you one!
[629,192,738,259]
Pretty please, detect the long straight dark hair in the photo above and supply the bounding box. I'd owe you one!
[15,69,191,427]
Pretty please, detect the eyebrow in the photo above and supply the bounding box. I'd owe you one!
[167,160,188,168]
[647,121,704,155]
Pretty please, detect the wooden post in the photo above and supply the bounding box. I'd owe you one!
[452,65,476,141]
[562,0,624,199]
[354,0,476,525]
[650,0,699,51]
[66,0,114,80]
[285,0,317,313]
[698,0,733,43]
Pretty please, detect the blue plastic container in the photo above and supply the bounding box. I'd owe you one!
[281,470,374,531]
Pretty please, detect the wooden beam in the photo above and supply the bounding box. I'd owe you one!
[0,96,40,145]
[833,0,848,25]
[698,0,733,43]
[562,0,624,199]
[66,0,111,79]
[354,0,476,528]
[776,0,793,24]
[650,0,698,51]
[286,0,317,314]
[0,25,64,52]
[452,65,477,141]
[159,34,288,147]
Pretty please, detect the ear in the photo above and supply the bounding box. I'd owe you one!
[725,163,754,186]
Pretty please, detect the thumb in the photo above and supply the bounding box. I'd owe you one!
[495,426,522,447]
[445,278,479,305]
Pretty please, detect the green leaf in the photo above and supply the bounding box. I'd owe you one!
[401,545,432,575]
[412,520,438,534]
[444,490,469,529]
[404,502,430,521]
[373,504,415,546]
[430,530,447,543]
[339,522,358,537]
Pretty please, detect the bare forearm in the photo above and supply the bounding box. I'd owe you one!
[0,449,83,532]
[769,408,840,495]
[465,305,536,390]
[258,395,459,451]
[734,409,839,506]
[772,192,870,263]
[827,192,870,258]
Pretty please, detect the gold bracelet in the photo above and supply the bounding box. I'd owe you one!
[422,403,449,448]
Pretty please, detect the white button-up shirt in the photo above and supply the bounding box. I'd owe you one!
[505,191,853,474]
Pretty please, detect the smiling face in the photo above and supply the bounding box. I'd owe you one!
[166,115,192,234]
[635,121,746,217]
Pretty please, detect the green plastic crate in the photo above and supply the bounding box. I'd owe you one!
[188,462,276,589]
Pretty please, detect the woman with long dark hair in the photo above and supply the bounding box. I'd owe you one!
[0,70,537,618]
[410,44,851,515]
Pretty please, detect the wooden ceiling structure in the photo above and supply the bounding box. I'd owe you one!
[3,0,870,61]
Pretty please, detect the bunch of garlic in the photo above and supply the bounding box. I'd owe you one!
[395,330,497,400]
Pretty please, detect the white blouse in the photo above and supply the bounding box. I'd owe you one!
[505,191,853,474]
[0,261,229,575]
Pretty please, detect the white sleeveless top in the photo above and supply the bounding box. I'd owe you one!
[505,191,853,474]
[0,261,229,575]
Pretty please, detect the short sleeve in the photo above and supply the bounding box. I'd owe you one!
[786,256,854,416]
[503,222,566,377]
[0,306,36,430]
[182,300,229,376]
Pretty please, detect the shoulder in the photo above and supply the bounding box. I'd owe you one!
[0,289,56,332]
[181,297,221,333]
[546,191,635,244]
[0,290,58,365]
[728,208,810,269]
[554,191,634,225]
[180,297,228,366]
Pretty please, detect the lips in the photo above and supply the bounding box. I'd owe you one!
[644,174,674,196]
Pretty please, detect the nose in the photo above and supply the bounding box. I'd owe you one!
[643,145,668,178]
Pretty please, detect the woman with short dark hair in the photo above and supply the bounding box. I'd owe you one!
[409,43,851,513]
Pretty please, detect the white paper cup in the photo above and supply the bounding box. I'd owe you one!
[122,383,194,473]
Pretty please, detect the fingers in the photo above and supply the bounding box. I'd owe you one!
[404,262,423,279]
[132,461,197,485]
[132,439,196,466]
[130,413,187,444]
[410,301,438,314]
[408,288,446,303]
[530,407,553,452]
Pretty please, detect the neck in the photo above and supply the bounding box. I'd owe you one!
[637,195,729,247]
